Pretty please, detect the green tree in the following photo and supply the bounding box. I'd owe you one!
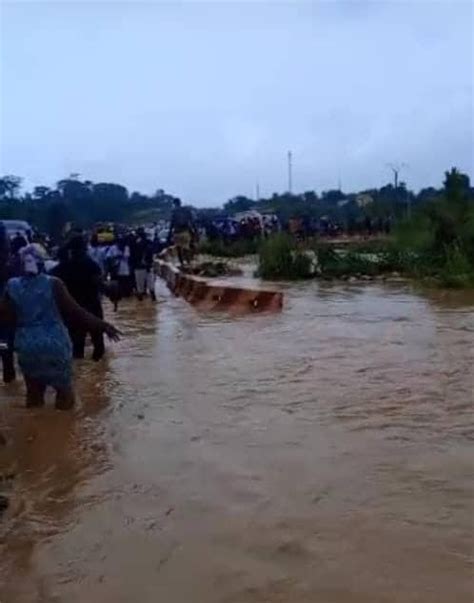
[33,186,52,201]
[91,182,129,222]
[443,167,470,200]
[417,187,440,204]
[321,189,345,203]
[0,175,22,200]
[56,177,94,226]
[224,196,256,214]
[302,191,318,204]
[46,200,71,242]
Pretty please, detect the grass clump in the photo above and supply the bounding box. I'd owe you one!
[199,238,259,258]
[258,234,312,279]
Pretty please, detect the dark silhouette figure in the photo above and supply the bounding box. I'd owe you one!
[52,237,105,361]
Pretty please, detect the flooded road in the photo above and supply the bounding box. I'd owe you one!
[0,280,473,603]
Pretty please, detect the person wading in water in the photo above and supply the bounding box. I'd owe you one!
[130,228,156,301]
[0,245,120,409]
[52,235,107,361]
[107,237,132,298]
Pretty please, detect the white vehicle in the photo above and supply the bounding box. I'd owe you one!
[1,219,32,241]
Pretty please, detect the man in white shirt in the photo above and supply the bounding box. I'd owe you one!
[106,238,132,297]
[88,234,106,273]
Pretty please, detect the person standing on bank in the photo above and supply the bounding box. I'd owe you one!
[52,236,106,361]
[168,199,196,266]
[0,245,120,409]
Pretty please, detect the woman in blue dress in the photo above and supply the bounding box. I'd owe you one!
[0,245,120,409]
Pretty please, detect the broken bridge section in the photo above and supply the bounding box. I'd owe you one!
[155,260,283,313]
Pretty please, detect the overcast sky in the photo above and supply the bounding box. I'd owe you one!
[1,1,472,205]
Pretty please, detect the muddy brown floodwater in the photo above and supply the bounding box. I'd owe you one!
[0,280,473,603]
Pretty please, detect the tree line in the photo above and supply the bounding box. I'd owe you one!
[0,175,178,240]
[256,168,474,288]
[0,171,472,241]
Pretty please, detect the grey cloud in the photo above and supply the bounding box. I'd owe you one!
[1,1,472,204]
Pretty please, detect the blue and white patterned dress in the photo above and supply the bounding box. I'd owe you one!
[6,274,73,389]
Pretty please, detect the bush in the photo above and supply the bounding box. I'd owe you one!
[393,214,436,253]
[258,234,312,279]
[389,168,474,287]
[438,245,474,288]
[379,246,438,278]
[315,246,381,277]
[199,238,259,258]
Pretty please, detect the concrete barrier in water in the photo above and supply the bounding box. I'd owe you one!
[155,260,283,313]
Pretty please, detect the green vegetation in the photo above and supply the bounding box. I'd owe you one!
[258,234,312,280]
[224,185,416,225]
[1,167,473,288]
[314,247,380,278]
[257,169,474,288]
[390,168,474,287]
[0,176,178,240]
[0,166,454,242]
[198,238,259,258]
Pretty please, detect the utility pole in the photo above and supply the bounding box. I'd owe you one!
[287,150,293,194]
[256,181,260,201]
[387,162,409,218]
[387,162,407,190]
[393,167,399,189]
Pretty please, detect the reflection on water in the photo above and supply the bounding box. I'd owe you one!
[0,281,473,603]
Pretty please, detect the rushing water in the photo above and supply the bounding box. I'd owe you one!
[0,279,473,603]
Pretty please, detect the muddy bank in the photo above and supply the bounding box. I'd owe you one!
[0,282,473,602]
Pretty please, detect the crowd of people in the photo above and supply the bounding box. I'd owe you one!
[0,198,199,410]
[202,212,392,246]
[204,213,280,244]
[0,195,392,410]
[0,227,120,409]
[287,215,393,239]
[86,228,158,301]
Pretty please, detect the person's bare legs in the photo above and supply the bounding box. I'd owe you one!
[55,386,76,410]
[25,377,46,407]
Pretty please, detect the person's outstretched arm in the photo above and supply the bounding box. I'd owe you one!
[53,277,120,341]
